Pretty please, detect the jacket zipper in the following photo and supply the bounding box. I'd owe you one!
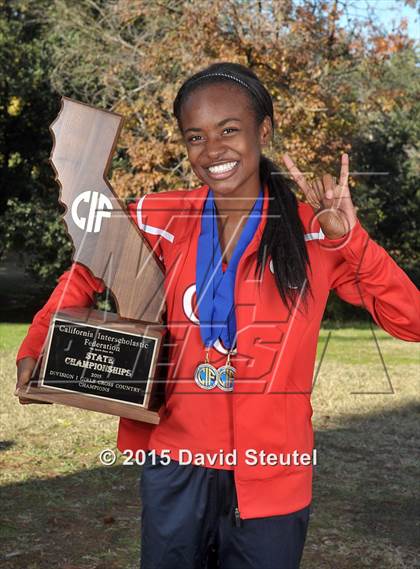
[234,506,242,527]
[230,196,265,527]
[231,253,250,529]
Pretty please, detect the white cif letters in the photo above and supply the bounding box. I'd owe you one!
[71,191,113,233]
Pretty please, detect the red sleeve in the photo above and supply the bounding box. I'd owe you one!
[127,195,170,265]
[16,263,105,363]
[128,190,181,268]
[16,193,170,365]
[323,219,420,341]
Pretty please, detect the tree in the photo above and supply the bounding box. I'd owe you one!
[0,0,71,286]
[1,0,418,302]
[351,48,419,282]
[0,0,61,214]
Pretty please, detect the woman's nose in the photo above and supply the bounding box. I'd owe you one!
[206,139,225,160]
[206,136,225,156]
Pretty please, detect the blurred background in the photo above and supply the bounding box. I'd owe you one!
[0,0,419,322]
[0,1,419,568]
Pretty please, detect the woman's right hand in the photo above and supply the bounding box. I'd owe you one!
[15,357,52,405]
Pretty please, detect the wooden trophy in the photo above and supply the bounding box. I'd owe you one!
[15,97,167,424]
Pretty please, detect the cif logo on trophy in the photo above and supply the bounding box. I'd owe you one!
[15,97,167,424]
[71,191,113,233]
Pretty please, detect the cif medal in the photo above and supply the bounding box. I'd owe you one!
[217,351,235,392]
[194,348,218,390]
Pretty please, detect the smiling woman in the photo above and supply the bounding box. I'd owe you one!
[15,61,420,569]
[173,65,312,305]
[178,81,272,265]
[180,86,264,192]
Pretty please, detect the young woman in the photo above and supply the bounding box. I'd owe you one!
[16,62,420,569]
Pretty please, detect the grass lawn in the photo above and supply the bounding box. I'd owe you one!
[1,323,419,568]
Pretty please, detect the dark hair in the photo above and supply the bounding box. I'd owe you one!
[173,62,311,310]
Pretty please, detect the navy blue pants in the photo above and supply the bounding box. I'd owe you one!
[140,453,310,569]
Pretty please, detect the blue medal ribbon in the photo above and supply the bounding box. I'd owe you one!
[196,187,264,351]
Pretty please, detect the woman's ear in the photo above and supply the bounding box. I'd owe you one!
[259,116,273,147]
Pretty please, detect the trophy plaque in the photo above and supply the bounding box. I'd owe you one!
[15,97,167,424]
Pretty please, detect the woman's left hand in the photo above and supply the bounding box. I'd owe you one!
[282,153,358,239]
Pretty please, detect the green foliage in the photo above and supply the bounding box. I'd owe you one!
[0,0,65,285]
[351,49,420,284]
[0,0,61,214]
[2,196,73,285]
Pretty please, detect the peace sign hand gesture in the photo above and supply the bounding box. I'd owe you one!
[282,153,358,240]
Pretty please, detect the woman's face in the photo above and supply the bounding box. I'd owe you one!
[179,83,271,199]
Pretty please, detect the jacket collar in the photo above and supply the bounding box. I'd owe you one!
[185,182,270,260]
[248,181,270,256]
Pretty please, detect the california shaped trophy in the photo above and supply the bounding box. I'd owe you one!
[15,97,167,424]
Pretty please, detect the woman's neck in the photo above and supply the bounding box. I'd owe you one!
[212,179,262,221]
[212,179,263,264]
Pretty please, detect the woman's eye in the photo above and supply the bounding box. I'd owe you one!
[187,128,238,143]
[188,135,202,143]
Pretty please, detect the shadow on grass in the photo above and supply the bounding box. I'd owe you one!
[1,404,419,569]
[0,441,15,452]
[1,464,142,569]
[303,401,420,568]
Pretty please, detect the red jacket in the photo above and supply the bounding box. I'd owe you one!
[16,183,420,519]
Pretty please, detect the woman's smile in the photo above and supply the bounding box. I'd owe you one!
[206,160,240,180]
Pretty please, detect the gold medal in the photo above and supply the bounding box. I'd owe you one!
[194,348,218,390]
[217,351,235,392]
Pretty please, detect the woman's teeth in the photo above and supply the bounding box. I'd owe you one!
[208,161,238,174]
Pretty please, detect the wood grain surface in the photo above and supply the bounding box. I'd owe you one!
[50,97,166,323]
